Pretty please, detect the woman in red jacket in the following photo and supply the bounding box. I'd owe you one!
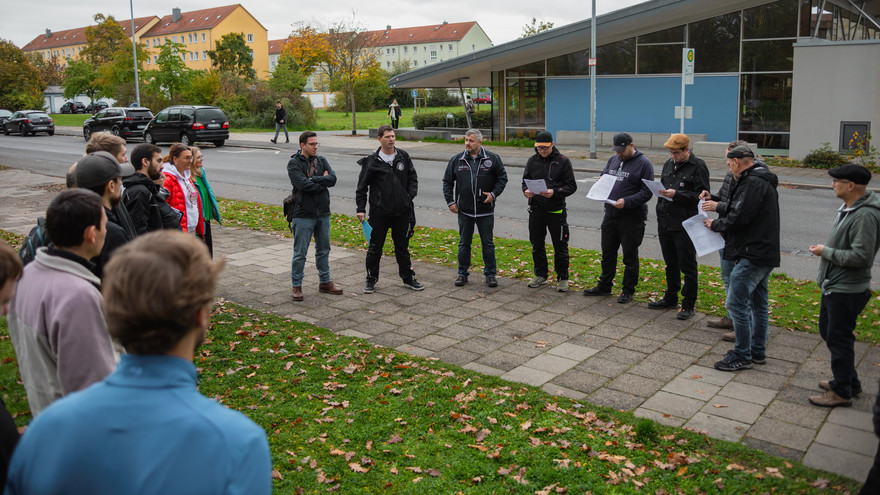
[161,143,204,239]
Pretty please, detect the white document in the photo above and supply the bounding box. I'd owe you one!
[524,179,548,194]
[641,179,673,202]
[697,199,709,217]
[682,214,725,257]
[586,175,618,204]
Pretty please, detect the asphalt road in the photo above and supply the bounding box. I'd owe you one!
[0,132,875,286]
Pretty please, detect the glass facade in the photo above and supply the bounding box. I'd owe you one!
[490,0,876,150]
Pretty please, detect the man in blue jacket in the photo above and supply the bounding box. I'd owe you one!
[5,231,272,495]
[443,129,508,287]
[287,131,342,301]
[583,132,654,303]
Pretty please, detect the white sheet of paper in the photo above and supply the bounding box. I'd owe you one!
[641,179,673,202]
[524,179,548,194]
[682,214,725,257]
[697,199,709,217]
[586,175,618,204]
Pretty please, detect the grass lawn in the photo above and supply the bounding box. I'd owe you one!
[312,106,466,132]
[0,201,869,492]
[49,114,90,126]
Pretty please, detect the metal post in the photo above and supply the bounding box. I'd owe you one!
[450,77,473,129]
[680,71,686,134]
[130,0,140,106]
[589,0,597,159]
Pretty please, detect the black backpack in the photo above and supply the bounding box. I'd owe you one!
[19,217,48,266]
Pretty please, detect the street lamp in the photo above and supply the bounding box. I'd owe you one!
[130,0,140,106]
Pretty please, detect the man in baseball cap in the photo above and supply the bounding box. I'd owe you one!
[74,151,137,278]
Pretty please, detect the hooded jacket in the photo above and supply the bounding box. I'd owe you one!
[91,204,136,279]
[600,148,654,220]
[162,163,204,237]
[521,147,577,212]
[122,172,163,235]
[287,150,337,218]
[356,147,417,218]
[709,164,780,267]
[816,190,880,293]
[709,158,767,217]
[656,152,710,231]
[442,147,508,217]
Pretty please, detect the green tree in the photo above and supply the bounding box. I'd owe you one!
[0,39,45,109]
[521,18,555,38]
[269,54,306,96]
[96,41,150,105]
[182,70,221,105]
[26,52,64,86]
[207,32,255,80]
[322,18,382,135]
[81,14,128,65]
[143,40,192,103]
[63,59,103,105]
[385,60,414,106]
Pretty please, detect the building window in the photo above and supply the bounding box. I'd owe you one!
[413,45,417,52]
[439,45,443,51]
[201,33,206,42]
[181,53,186,61]
[430,50,437,60]
[472,44,475,50]
[448,44,452,50]
[154,55,158,63]
[203,51,207,60]
[146,58,151,65]
[247,33,253,42]
[414,60,418,66]
[403,46,407,53]
[188,34,192,43]
[190,52,194,61]
[194,51,199,60]
[597,37,636,75]
[689,13,740,73]
[387,61,391,67]
[392,48,395,54]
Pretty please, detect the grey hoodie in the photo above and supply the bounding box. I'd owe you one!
[817,190,880,293]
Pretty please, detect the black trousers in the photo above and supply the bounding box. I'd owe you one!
[861,437,880,495]
[203,220,213,258]
[365,213,414,282]
[657,226,698,309]
[819,290,871,399]
[528,209,569,279]
[598,213,646,295]
[390,118,399,129]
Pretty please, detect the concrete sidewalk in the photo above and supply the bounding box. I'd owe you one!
[1,166,876,483]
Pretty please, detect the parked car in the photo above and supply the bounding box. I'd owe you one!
[60,102,86,114]
[83,107,154,141]
[473,96,492,104]
[2,111,55,136]
[0,109,12,125]
[85,101,110,113]
[143,105,229,147]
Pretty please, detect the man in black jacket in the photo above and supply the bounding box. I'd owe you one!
[288,131,342,301]
[584,132,654,303]
[704,146,780,372]
[271,101,289,144]
[443,129,508,287]
[522,131,576,292]
[356,125,422,293]
[123,143,165,235]
[649,133,709,320]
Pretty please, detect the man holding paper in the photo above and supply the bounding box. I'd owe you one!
[583,132,654,303]
[443,129,508,287]
[650,133,710,320]
[704,146,780,372]
[522,131,577,291]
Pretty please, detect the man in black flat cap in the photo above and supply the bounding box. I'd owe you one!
[807,163,880,407]
[704,145,779,372]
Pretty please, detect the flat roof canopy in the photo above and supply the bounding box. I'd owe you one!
[389,0,880,89]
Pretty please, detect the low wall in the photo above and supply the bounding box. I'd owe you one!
[369,128,452,140]
[557,131,708,148]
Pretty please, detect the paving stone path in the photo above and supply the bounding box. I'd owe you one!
[1,167,877,483]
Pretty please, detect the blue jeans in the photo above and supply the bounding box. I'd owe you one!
[457,214,496,277]
[290,215,331,287]
[719,248,734,317]
[274,122,289,141]
[726,258,773,360]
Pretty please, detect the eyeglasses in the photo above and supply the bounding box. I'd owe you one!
[832,178,852,185]
[536,146,551,151]
[306,142,319,146]
[669,149,685,156]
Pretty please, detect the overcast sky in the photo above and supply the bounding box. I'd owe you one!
[3,0,649,49]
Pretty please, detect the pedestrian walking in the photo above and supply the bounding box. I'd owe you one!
[522,131,577,291]
[388,99,402,130]
[271,101,289,144]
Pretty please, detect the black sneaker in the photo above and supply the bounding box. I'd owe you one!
[751,354,766,365]
[403,279,425,291]
[363,279,375,294]
[485,275,497,288]
[714,350,753,372]
[454,275,468,287]
[677,308,695,320]
[648,299,678,310]
[583,286,611,296]
[270,138,276,144]
[617,293,633,304]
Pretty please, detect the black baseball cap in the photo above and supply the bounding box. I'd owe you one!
[726,145,755,159]
[74,151,135,189]
[611,133,633,152]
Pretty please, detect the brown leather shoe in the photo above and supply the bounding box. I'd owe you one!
[292,286,304,301]
[721,331,735,342]
[707,317,734,329]
[819,380,862,396]
[809,389,852,408]
[318,281,343,295]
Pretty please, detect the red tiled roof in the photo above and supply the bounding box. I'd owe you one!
[142,4,241,37]
[21,16,158,51]
[365,22,477,46]
[268,38,287,55]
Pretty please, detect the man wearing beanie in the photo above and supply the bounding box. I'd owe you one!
[807,164,880,407]
[75,151,137,278]
[650,133,709,320]
[704,145,779,372]
[584,132,654,302]
[522,131,577,291]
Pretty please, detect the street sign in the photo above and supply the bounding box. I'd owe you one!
[588,58,597,66]
[683,48,695,85]
[674,106,693,119]
[411,89,418,97]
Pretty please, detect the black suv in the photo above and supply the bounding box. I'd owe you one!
[144,105,229,147]
[85,101,110,113]
[83,107,154,141]
[60,102,86,114]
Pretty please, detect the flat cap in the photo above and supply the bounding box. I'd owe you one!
[663,133,689,150]
[829,163,872,185]
[726,145,755,159]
